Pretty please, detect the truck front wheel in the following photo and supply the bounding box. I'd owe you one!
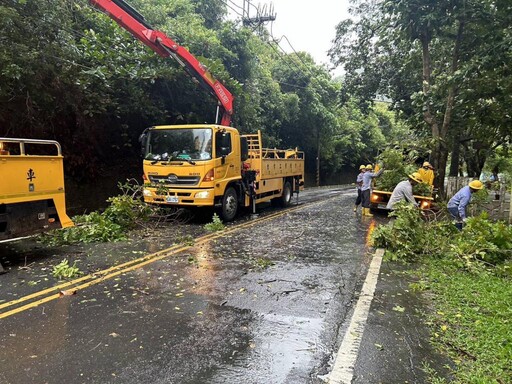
[220,187,238,222]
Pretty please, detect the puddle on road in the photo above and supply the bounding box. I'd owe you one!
[205,314,323,384]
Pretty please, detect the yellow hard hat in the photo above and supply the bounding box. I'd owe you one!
[366,164,373,170]
[359,164,366,170]
[408,172,422,183]
[469,180,484,190]
[422,161,433,169]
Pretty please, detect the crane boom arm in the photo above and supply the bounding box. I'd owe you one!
[89,0,234,126]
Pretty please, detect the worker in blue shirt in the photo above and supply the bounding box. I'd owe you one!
[353,165,366,212]
[361,164,384,216]
[447,180,484,229]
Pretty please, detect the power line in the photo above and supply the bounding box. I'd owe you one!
[224,0,245,19]
[269,20,318,79]
[266,18,334,96]
[226,0,244,12]
[265,40,309,88]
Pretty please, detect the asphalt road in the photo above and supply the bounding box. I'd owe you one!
[0,187,450,383]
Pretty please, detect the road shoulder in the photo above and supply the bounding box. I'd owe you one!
[353,258,453,383]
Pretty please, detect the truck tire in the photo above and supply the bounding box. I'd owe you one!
[278,181,292,207]
[220,187,238,222]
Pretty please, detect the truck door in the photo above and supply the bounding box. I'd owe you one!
[215,131,239,182]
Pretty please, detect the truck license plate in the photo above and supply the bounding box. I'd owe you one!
[166,196,178,203]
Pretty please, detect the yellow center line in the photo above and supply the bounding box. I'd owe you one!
[0,200,327,319]
[0,243,187,311]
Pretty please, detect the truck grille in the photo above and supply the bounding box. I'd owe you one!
[148,174,200,186]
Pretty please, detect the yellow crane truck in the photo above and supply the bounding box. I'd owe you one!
[90,0,305,221]
[140,126,304,221]
[0,138,73,241]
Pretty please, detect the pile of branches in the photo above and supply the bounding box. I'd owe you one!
[39,179,192,246]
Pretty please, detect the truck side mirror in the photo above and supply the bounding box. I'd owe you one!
[240,137,249,161]
[215,131,232,158]
[139,128,149,158]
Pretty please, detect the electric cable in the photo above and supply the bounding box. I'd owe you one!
[224,0,245,18]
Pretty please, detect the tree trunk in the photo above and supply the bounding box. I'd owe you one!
[432,140,449,198]
[449,129,462,177]
[450,144,461,177]
[465,147,487,178]
[420,21,464,198]
[465,154,479,177]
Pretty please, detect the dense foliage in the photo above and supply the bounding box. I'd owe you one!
[330,0,512,193]
[373,203,512,271]
[375,148,432,193]
[0,0,409,187]
[39,181,151,245]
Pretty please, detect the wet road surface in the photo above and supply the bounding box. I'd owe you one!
[0,187,449,383]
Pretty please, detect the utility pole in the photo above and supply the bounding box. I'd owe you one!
[509,181,512,224]
[316,127,320,187]
[242,0,276,26]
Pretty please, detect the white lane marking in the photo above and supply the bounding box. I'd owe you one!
[328,248,385,384]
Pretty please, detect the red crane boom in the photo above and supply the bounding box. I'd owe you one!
[89,0,234,126]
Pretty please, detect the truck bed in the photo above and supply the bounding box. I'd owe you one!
[243,132,305,183]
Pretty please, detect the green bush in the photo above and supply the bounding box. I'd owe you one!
[39,180,150,246]
[372,204,512,270]
[204,213,225,232]
[103,194,151,229]
[39,211,127,246]
[375,148,431,195]
[372,202,451,261]
[450,213,512,268]
[412,181,432,196]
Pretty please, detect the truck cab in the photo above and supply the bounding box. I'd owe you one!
[140,125,304,221]
[140,125,243,210]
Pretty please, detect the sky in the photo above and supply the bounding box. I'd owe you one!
[228,0,350,75]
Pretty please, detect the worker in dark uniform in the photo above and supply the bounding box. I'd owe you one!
[361,164,384,217]
[353,165,366,212]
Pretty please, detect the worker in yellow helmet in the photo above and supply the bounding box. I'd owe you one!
[386,172,422,210]
[418,161,435,186]
[447,180,484,229]
[361,163,384,216]
[353,165,367,212]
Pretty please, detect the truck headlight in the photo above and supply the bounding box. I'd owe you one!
[143,189,153,197]
[195,191,210,199]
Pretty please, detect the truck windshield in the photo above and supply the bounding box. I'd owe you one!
[145,128,212,162]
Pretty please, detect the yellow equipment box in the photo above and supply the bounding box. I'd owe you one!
[0,138,73,241]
